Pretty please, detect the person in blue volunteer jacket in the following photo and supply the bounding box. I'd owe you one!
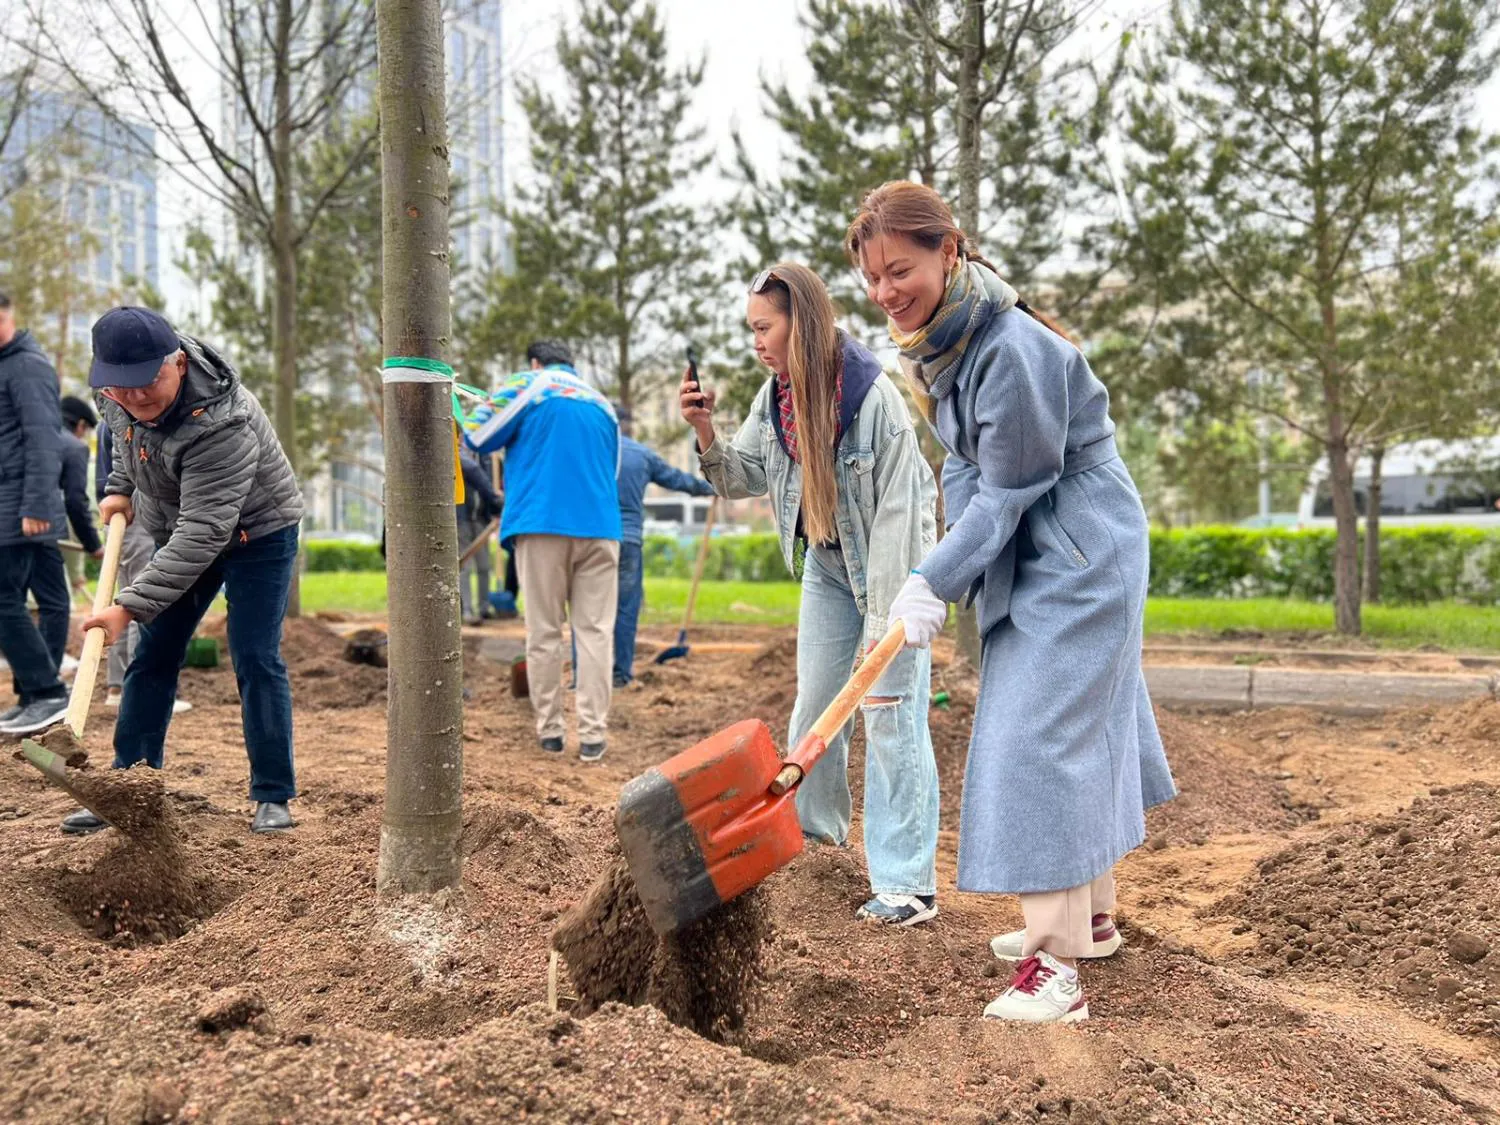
[612,422,715,686]
[463,340,621,762]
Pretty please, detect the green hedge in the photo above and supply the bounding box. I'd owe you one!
[304,540,385,572]
[638,527,1500,604]
[642,534,789,582]
[1147,527,1500,605]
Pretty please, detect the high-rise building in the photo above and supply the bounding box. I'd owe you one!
[0,92,159,375]
[448,0,508,276]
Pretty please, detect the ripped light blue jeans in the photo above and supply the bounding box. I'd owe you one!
[792,546,939,897]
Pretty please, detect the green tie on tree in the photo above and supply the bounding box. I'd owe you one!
[1119,0,1500,635]
[465,0,719,414]
[375,0,463,895]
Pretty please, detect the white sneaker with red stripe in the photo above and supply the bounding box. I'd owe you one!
[990,913,1122,961]
[983,951,1089,1024]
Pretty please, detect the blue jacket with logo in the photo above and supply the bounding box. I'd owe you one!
[462,364,621,549]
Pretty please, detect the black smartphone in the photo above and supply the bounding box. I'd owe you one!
[686,344,704,406]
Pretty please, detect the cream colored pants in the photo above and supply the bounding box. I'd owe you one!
[515,534,619,744]
[1020,869,1117,959]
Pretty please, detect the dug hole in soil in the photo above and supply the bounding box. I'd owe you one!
[1,624,1498,1122]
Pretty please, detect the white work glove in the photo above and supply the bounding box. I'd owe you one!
[888,571,947,648]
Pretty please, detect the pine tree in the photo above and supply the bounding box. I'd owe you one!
[470,0,717,416]
[1123,0,1500,634]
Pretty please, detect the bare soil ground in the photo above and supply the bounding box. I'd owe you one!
[1,619,1498,1123]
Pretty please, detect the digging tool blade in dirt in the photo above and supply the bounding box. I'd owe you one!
[654,499,716,665]
[15,741,111,824]
[16,513,128,821]
[619,620,908,934]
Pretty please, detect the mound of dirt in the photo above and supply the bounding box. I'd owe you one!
[190,618,388,709]
[1218,782,1500,1036]
[1147,712,1315,845]
[553,856,774,1042]
[552,856,657,1013]
[1427,697,1500,746]
[49,767,226,944]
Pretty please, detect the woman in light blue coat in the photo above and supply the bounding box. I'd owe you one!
[680,262,942,927]
[848,182,1177,1025]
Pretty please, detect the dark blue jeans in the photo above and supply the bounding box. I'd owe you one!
[0,542,69,703]
[116,525,298,802]
[613,541,644,684]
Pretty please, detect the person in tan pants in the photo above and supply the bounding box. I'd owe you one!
[515,534,619,755]
[461,340,622,761]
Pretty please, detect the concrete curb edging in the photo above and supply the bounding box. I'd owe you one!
[1145,664,1497,715]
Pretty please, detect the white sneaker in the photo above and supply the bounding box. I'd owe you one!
[104,692,191,714]
[60,655,80,678]
[990,913,1122,961]
[983,951,1089,1024]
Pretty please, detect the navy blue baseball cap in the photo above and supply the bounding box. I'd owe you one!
[89,306,181,389]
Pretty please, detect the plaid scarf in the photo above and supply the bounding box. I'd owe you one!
[773,366,842,464]
[890,260,1017,420]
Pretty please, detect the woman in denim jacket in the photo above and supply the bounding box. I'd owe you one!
[680,262,942,926]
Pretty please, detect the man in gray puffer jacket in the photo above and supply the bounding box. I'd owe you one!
[68,306,304,836]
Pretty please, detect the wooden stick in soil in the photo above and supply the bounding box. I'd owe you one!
[17,513,129,809]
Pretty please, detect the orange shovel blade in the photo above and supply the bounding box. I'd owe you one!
[616,719,805,935]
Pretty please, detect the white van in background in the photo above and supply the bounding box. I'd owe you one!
[641,496,752,540]
[1296,437,1500,528]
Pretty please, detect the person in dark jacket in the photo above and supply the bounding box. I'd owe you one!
[64,307,304,837]
[91,408,190,714]
[0,291,72,736]
[612,425,714,686]
[58,397,103,558]
[457,447,503,625]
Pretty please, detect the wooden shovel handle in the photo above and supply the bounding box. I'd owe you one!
[770,620,908,795]
[458,517,499,565]
[680,499,717,632]
[66,512,128,739]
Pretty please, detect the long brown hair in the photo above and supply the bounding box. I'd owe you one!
[843,181,1071,340]
[753,263,842,545]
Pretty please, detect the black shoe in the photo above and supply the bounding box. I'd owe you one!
[251,802,295,833]
[579,742,606,763]
[540,736,564,755]
[0,703,22,724]
[612,675,631,689]
[61,807,107,835]
[0,696,68,735]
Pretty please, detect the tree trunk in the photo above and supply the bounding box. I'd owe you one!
[1363,444,1384,605]
[946,0,985,667]
[954,0,983,235]
[375,0,462,896]
[1326,438,1362,635]
[273,0,302,617]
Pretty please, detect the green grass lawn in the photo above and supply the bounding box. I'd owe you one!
[297,573,1500,651]
[1145,597,1500,651]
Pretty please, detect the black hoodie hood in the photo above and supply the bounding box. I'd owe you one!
[770,330,886,456]
[0,329,46,364]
